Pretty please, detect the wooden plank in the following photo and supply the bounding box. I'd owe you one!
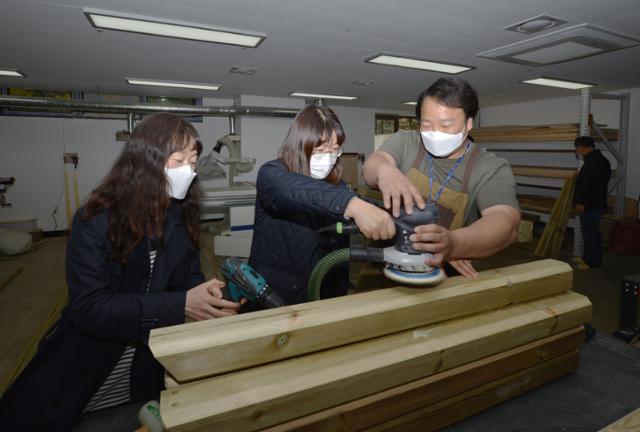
[472,123,618,143]
[600,407,640,431]
[549,177,577,258]
[264,326,585,432]
[535,177,576,259]
[150,259,574,382]
[365,350,580,432]
[0,266,23,293]
[159,291,591,432]
[512,165,576,179]
[0,287,68,393]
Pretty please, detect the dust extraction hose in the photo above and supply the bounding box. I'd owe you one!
[307,246,384,302]
[307,248,350,302]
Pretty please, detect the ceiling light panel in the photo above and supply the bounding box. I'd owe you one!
[512,42,602,63]
[478,23,640,66]
[126,78,220,91]
[289,92,358,101]
[366,54,473,74]
[85,8,265,47]
[520,77,595,90]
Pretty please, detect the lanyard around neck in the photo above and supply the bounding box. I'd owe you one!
[427,140,471,204]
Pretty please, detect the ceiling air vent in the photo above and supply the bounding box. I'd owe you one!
[478,23,640,66]
[350,79,377,86]
[504,14,567,35]
[229,65,259,75]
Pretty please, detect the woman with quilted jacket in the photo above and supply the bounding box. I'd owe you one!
[248,105,395,306]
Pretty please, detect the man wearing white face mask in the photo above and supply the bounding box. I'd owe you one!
[363,78,520,278]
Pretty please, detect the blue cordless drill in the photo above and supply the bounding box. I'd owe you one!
[220,257,284,308]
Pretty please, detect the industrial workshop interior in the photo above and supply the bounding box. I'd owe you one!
[1,0,640,431]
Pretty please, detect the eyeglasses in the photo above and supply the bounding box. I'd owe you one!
[311,148,343,160]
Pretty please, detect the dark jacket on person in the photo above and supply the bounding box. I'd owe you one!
[0,204,203,431]
[574,149,612,211]
[248,159,357,305]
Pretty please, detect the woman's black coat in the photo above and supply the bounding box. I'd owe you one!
[0,204,204,430]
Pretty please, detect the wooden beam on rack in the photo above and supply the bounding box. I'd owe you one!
[472,123,618,143]
[512,165,576,179]
[150,259,573,382]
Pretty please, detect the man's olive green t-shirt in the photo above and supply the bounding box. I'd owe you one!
[379,130,519,225]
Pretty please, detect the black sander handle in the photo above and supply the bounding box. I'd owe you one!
[393,203,439,254]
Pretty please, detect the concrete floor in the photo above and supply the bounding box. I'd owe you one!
[1,231,639,422]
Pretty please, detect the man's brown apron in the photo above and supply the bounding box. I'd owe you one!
[406,142,481,230]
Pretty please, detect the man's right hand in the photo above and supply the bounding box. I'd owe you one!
[377,163,426,217]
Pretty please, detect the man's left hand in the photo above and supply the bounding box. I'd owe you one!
[410,223,454,265]
[410,225,480,278]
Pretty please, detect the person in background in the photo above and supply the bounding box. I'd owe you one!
[0,113,242,430]
[362,77,520,277]
[573,135,611,269]
[248,104,395,306]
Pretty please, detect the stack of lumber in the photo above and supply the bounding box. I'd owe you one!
[472,123,618,143]
[150,259,591,432]
[534,177,576,259]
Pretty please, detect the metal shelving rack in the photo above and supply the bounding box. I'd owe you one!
[575,88,631,256]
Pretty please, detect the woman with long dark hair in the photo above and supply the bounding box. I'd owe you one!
[248,105,395,306]
[0,113,242,430]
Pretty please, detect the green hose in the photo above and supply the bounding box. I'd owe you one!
[307,248,350,302]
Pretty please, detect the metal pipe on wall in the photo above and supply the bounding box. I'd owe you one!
[0,95,298,118]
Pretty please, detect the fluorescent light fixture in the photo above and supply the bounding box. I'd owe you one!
[126,78,220,91]
[0,69,26,77]
[520,77,595,90]
[365,54,474,74]
[403,101,417,106]
[289,92,358,101]
[84,8,265,48]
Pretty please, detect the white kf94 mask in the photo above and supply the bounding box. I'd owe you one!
[420,129,466,157]
[165,165,197,199]
[310,149,342,179]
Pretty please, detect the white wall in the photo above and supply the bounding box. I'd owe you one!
[8,88,633,232]
[479,89,639,201]
[233,95,304,183]
[1,116,126,231]
[0,98,234,231]
[0,95,400,231]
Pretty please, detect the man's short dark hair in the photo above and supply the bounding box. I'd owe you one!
[574,136,595,148]
[415,77,479,120]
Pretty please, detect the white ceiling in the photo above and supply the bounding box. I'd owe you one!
[2,0,640,110]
